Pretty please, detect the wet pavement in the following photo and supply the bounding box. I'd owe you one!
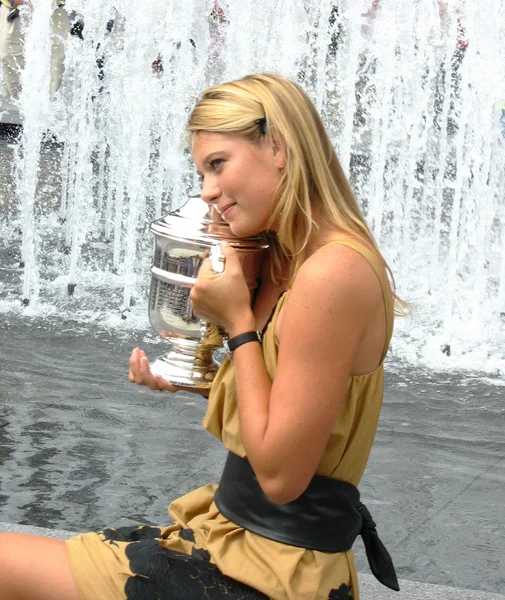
[0,318,504,595]
[1,126,505,597]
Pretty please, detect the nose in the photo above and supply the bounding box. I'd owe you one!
[200,176,220,205]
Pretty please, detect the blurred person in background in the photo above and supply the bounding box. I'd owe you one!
[0,0,70,104]
[0,0,25,100]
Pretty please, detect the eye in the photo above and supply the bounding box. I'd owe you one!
[210,158,224,170]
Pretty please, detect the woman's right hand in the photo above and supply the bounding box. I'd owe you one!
[128,348,210,397]
[128,348,182,393]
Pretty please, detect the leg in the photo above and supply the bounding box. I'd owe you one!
[1,52,25,99]
[1,524,268,600]
[0,4,25,100]
[0,533,80,600]
[50,7,70,95]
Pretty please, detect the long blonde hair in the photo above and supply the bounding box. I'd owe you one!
[188,73,408,315]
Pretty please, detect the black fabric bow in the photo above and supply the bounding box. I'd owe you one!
[357,502,400,591]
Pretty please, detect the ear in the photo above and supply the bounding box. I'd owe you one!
[271,133,286,171]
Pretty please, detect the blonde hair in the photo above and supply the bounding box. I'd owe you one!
[188,73,408,316]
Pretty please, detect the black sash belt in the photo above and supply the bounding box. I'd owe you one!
[214,452,399,592]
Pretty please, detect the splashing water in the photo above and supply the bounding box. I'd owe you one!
[1,0,504,375]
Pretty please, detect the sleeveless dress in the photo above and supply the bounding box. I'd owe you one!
[65,238,394,600]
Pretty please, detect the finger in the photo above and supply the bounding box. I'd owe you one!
[217,244,243,275]
[219,242,238,259]
[133,352,151,385]
[139,354,152,379]
[153,375,180,393]
[139,354,165,390]
[198,257,216,279]
[129,348,143,383]
[161,330,185,340]
[129,347,139,368]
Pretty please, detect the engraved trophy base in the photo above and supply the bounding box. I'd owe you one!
[149,336,219,389]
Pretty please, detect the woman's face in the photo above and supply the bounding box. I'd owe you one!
[193,132,284,238]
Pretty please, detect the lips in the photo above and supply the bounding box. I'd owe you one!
[219,203,236,219]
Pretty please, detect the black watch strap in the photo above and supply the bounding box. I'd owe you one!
[224,331,261,358]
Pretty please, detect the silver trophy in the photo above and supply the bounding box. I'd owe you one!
[148,196,269,389]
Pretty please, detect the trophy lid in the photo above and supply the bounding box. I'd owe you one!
[150,196,269,249]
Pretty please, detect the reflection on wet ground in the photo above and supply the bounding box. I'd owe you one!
[1,129,505,595]
[0,319,504,594]
[0,319,223,532]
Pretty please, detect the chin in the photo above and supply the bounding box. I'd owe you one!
[229,222,265,239]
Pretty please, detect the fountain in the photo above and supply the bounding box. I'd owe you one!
[1,0,504,374]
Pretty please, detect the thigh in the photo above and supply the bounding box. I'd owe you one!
[116,541,269,600]
[68,525,269,600]
[0,8,24,57]
[0,532,80,600]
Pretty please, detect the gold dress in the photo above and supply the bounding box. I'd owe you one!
[66,238,394,600]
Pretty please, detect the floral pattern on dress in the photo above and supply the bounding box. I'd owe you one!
[328,583,354,599]
[100,525,268,599]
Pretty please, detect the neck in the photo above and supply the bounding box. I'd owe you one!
[305,214,347,257]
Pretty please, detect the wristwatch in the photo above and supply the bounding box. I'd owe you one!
[223,331,261,359]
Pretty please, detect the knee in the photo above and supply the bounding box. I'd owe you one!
[0,532,79,600]
[0,533,25,588]
[0,532,43,575]
[0,531,20,551]
[0,532,24,566]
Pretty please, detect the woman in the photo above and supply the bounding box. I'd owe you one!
[0,73,403,599]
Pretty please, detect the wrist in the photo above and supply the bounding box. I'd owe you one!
[226,313,256,339]
[223,330,261,359]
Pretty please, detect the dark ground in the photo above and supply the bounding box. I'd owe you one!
[0,318,504,595]
[1,126,504,596]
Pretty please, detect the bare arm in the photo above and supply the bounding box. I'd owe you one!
[191,244,382,503]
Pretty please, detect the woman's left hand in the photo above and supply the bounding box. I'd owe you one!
[190,244,255,335]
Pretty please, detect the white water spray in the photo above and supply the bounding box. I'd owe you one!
[3,0,505,374]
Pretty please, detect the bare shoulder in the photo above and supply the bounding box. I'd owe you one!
[290,242,385,313]
[275,242,388,375]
